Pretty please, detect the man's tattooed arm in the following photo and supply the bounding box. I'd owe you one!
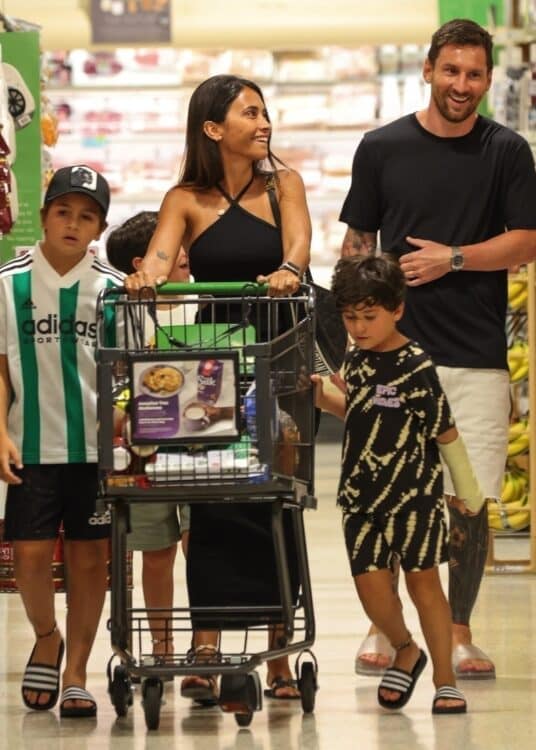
[340,228,377,257]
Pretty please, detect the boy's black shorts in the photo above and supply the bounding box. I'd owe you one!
[343,503,449,576]
[4,464,110,541]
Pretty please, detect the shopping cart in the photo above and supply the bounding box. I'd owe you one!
[96,282,318,730]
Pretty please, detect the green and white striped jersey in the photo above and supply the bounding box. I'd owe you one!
[0,243,124,464]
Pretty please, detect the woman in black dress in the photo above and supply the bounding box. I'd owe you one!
[125,75,311,700]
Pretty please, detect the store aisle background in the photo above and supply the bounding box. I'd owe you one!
[1,436,536,750]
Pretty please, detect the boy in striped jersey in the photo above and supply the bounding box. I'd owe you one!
[0,165,123,717]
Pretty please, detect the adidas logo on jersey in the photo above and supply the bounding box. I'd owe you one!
[21,298,36,309]
[22,314,97,338]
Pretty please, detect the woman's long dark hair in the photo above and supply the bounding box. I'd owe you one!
[178,74,283,189]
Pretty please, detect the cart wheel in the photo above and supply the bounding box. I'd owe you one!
[142,678,163,731]
[110,664,132,717]
[235,710,253,727]
[299,662,317,714]
[220,671,262,718]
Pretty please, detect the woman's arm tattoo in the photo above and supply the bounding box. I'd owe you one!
[156,250,170,261]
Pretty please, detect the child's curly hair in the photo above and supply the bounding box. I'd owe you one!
[331,254,406,312]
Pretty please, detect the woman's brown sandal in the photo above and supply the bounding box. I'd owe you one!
[180,644,220,703]
[264,675,301,700]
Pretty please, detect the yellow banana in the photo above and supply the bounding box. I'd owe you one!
[509,422,527,441]
[508,341,528,358]
[509,288,529,310]
[508,280,526,301]
[505,508,530,531]
[489,500,529,514]
[510,473,526,503]
[511,361,529,383]
[488,500,530,531]
[507,432,530,456]
[489,513,530,532]
[518,492,529,507]
[502,469,528,502]
[508,359,519,379]
[508,344,528,378]
[500,475,517,503]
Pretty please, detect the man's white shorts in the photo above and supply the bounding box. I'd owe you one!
[436,366,510,500]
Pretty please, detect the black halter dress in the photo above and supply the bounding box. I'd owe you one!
[186,178,300,625]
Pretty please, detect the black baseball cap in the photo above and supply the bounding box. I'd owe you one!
[44,165,110,217]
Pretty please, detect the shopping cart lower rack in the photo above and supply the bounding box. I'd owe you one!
[96,282,319,730]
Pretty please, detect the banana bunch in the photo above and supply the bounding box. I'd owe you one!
[501,464,528,502]
[508,276,528,311]
[508,341,529,383]
[507,419,530,457]
[488,465,530,531]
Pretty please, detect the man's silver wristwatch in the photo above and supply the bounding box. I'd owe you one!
[450,245,464,271]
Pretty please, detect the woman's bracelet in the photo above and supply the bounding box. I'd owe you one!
[278,261,302,278]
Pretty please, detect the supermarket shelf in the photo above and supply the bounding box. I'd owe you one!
[56,132,186,145]
[45,77,413,97]
[54,128,368,148]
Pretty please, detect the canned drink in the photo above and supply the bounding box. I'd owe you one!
[0,533,65,593]
[197,359,224,404]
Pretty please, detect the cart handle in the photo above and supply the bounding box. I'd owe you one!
[101,280,314,299]
[157,281,269,295]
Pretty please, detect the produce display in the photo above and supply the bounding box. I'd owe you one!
[490,273,531,534]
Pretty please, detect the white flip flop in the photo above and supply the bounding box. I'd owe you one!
[355,633,395,676]
[452,643,496,680]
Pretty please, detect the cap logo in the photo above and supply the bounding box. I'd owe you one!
[70,166,97,192]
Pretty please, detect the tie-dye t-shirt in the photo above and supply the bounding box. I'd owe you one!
[338,341,454,516]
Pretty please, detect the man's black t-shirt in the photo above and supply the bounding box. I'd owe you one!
[340,114,536,369]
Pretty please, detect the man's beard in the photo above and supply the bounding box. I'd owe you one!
[432,90,479,124]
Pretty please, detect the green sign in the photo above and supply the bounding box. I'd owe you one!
[0,31,41,263]
[438,1,504,26]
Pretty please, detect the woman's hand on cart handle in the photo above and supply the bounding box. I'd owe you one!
[256,268,301,297]
[124,268,168,294]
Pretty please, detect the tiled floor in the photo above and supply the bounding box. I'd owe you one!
[1,441,536,749]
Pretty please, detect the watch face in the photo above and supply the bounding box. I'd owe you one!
[451,250,464,270]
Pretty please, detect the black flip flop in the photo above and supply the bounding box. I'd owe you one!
[59,686,97,718]
[432,685,467,714]
[378,649,428,710]
[22,638,65,711]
